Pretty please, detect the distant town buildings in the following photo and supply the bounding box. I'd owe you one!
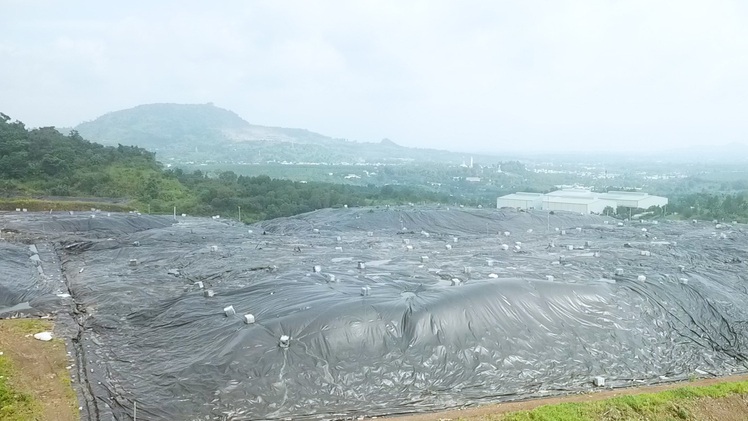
[496,188,668,214]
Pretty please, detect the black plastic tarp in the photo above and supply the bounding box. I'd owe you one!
[5,208,748,420]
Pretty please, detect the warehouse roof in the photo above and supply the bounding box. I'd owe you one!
[497,192,544,201]
[545,188,595,198]
[545,197,611,205]
[599,191,652,201]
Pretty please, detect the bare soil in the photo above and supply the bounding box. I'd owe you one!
[0,319,78,421]
[386,374,748,421]
[688,394,748,421]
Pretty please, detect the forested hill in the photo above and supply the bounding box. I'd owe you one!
[0,113,455,221]
[74,103,490,164]
[0,112,163,198]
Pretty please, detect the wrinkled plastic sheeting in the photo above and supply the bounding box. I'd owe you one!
[0,242,51,313]
[55,207,748,420]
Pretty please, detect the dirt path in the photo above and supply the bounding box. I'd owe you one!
[0,319,78,421]
[386,374,748,420]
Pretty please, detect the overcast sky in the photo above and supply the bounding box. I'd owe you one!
[2,1,747,153]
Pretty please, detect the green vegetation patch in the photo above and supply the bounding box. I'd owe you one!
[0,351,39,420]
[0,198,134,213]
[486,381,748,421]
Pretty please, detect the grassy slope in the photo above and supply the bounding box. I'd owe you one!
[0,319,78,421]
[474,381,748,421]
[0,198,135,212]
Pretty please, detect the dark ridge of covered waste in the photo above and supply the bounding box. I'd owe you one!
[14,207,748,420]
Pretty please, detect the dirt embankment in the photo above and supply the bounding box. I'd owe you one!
[387,374,748,421]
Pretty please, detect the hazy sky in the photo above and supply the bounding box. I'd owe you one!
[2,1,747,153]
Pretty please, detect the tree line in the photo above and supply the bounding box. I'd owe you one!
[0,114,452,222]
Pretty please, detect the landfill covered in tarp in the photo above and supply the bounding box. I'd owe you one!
[1,207,747,420]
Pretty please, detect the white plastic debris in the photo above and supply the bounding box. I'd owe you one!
[313,265,322,273]
[488,273,499,278]
[336,236,342,243]
[405,245,413,251]
[243,314,255,324]
[129,259,138,266]
[503,231,510,237]
[357,261,366,270]
[445,244,452,250]
[546,275,554,282]
[637,275,647,282]
[195,281,204,289]
[334,246,343,251]
[593,376,605,387]
[403,239,410,245]
[500,244,509,250]
[615,268,624,276]
[34,332,53,341]
[420,256,429,263]
[223,305,236,316]
[279,335,290,348]
[210,245,218,252]
[360,286,371,296]
[204,289,215,298]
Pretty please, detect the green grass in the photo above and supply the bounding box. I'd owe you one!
[0,198,135,213]
[5,319,50,335]
[471,381,748,421]
[0,354,38,420]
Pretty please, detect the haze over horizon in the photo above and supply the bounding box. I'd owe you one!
[2,1,748,154]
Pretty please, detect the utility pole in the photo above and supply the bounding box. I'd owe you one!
[238,206,241,222]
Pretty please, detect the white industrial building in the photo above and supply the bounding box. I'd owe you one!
[598,191,669,209]
[497,189,668,214]
[544,196,616,214]
[496,192,544,210]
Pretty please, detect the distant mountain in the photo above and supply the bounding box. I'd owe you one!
[74,103,491,164]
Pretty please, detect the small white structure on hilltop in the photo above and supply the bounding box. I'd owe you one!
[497,189,668,214]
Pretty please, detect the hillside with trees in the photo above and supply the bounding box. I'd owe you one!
[0,113,454,221]
[73,103,496,164]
